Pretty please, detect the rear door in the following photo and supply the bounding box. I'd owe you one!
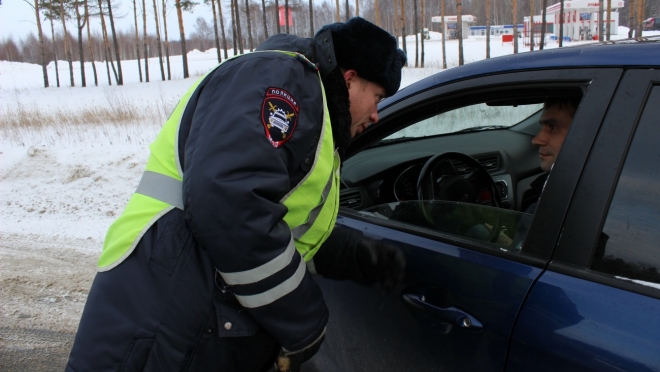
[305,68,621,372]
[508,70,660,371]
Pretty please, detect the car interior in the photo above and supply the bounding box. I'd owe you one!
[338,83,586,252]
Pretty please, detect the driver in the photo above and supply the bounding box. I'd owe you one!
[471,96,581,247]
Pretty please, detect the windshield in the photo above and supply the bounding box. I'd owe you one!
[383,102,543,141]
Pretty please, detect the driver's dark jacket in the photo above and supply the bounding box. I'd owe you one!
[66,31,341,371]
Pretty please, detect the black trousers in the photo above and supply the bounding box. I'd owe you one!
[66,209,279,372]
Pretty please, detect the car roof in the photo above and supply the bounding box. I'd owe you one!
[382,37,660,110]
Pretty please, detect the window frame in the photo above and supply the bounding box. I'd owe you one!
[340,68,622,265]
[549,69,660,299]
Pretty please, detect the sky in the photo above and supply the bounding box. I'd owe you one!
[0,0,216,41]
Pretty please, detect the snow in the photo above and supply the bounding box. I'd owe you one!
[1,26,658,367]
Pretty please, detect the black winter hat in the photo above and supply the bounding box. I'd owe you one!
[316,17,407,97]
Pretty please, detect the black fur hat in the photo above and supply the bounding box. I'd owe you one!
[316,17,407,97]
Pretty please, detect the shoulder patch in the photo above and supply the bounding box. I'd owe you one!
[262,87,300,148]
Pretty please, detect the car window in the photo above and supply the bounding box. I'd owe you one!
[384,102,543,140]
[359,201,533,251]
[592,86,660,287]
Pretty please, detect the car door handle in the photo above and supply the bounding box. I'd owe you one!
[402,292,483,330]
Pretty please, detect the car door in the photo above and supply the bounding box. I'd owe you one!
[507,70,660,371]
[304,68,622,372]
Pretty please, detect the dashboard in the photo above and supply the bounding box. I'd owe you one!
[340,129,543,212]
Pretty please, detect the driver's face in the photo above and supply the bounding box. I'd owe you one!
[532,105,574,172]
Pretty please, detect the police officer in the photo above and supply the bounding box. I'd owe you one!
[66,17,406,372]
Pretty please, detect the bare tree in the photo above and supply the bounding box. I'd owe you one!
[193,17,213,50]
[285,0,290,32]
[413,0,418,67]
[335,0,339,22]
[628,0,635,37]
[73,0,87,86]
[132,0,142,81]
[636,0,644,36]
[457,0,463,66]
[209,0,221,61]
[606,0,611,41]
[261,0,268,39]
[344,0,348,20]
[142,0,149,81]
[276,0,281,33]
[218,0,228,59]
[233,0,244,53]
[105,0,122,84]
[28,0,49,87]
[46,0,60,87]
[486,0,490,58]
[175,0,193,78]
[231,0,237,52]
[399,0,406,62]
[60,0,75,86]
[374,0,379,26]
[540,0,547,49]
[245,0,253,50]
[420,0,424,67]
[441,0,446,68]
[513,0,518,52]
[98,0,116,85]
[153,0,165,79]
[308,0,313,37]
[162,0,171,79]
[84,0,98,85]
[558,0,563,47]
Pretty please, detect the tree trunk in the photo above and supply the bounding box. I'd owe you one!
[98,0,115,85]
[35,0,49,87]
[540,0,547,49]
[106,0,123,84]
[276,0,281,33]
[133,0,143,82]
[218,0,228,59]
[628,0,635,37]
[420,0,424,67]
[74,1,86,86]
[153,0,165,79]
[245,0,254,51]
[308,0,313,37]
[606,0,611,41]
[345,0,348,21]
[162,0,172,79]
[486,0,491,58]
[231,0,238,53]
[374,0,379,26]
[558,0,563,47]
[414,0,418,68]
[285,0,289,33]
[457,0,464,65]
[530,0,534,51]
[60,0,75,86]
[211,0,221,62]
[399,0,407,62]
[355,0,358,17]
[143,0,150,81]
[234,0,244,53]
[334,0,339,22]
[636,0,644,36]
[394,0,399,46]
[261,0,268,39]
[441,0,446,68]
[84,0,98,85]
[513,0,519,52]
[49,1,60,87]
[175,0,189,77]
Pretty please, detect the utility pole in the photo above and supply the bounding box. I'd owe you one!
[441,0,446,68]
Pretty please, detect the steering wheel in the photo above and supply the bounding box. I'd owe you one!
[416,152,502,242]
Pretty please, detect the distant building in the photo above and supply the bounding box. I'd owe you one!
[546,0,624,41]
[468,24,524,37]
[430,15,478,39]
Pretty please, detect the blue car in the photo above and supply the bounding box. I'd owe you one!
[308,37,660,371]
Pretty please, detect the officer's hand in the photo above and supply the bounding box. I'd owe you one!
[275,333,325,372]
[354,236,406,291]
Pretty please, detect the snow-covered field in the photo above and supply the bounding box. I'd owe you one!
[0,28,651,370]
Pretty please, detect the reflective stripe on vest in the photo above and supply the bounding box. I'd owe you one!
[98,51,340,271]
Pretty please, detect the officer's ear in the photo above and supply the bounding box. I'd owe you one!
[342,69,358,89]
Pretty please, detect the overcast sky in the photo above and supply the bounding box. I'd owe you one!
[0,0,217,42]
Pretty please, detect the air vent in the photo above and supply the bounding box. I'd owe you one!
[340,189,363,209]
[478,155,500,172]
[450,154,500,174]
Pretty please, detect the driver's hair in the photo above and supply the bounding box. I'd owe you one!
[543,96,582,118]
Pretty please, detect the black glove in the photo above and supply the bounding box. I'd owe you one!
[311,228,406,291]
[275,332,325,372]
